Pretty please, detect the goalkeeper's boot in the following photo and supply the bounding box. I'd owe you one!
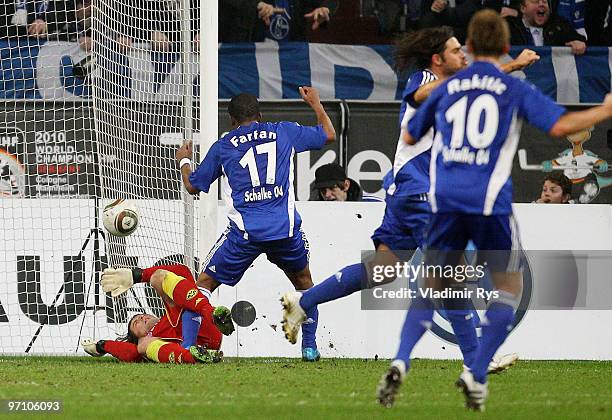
[213,306,235,336]
[456,369,488,412]
[376,360,405,408]
[302,347,320,362]
[488,352,518,374]
[280,291,306,344]
[189,345,224,364]
[81,339,105,357]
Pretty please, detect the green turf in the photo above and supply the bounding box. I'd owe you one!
[0,357,610,419]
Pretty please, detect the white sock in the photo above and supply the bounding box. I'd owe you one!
[391,359,407,379]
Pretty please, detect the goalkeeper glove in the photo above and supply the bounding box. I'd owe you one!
[101,268,134,297]
[213,306,235,336]
[82,339,106,357]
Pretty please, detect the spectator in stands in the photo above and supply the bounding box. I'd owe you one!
[553,0,586,39]
[505,0,587,54]
[111,0,178,51]
[1,0,76,40]
[75,0,91,51]
[535,173,573,203]
[419,0,506,42]
[499,0,520,17]
[509,0,610,45]
[0,1,20,38]
[219,1,336,42]
[312,163,382,202]
[367,0,422,35]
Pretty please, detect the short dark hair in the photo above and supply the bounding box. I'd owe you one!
[467,9,510,57]
[544,173,572,196]
[228,93,260,124]
[394,26,455,72]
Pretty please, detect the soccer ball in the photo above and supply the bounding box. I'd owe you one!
[103,199,139,237]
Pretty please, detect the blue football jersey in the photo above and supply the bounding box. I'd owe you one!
[408,61,566,215]
[557,1,586,36]
[388,69,436,197]
[190,121,327,241]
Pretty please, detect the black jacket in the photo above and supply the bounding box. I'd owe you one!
[419,0,484,43]
[585,0,612,46]
[419,0,510,43]
[344,178,364,202]
[505,14,586,46]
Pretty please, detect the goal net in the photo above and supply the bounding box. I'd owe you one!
[0,0,200,354]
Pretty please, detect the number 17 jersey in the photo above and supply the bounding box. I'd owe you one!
[408,61,566,216]
[189,121,327,241]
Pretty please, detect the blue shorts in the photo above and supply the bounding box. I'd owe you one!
[371,193,430,251]
[202,227,310,286]
[424,213,522,272]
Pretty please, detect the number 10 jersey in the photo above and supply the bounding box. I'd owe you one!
[408,61,566,216]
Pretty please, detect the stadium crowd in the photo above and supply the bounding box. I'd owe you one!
[0,0,609,46]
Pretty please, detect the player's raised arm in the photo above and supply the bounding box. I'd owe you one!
[413,79,444,105]
[500,49,540,73]
[176,140,200,194]
[82,338,143,362]
[176,140,223,195]
[549,94,612,138]
[299,86,336,143]
[403,87,442,145]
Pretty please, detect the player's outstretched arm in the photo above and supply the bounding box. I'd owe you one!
[101,268,135,297]
[82,338,104,357]
[413,79,444,105]
[176,140,201,195]
[412,50,539,106]
[501,49,539,73]
[549,94,612,138]
[82,339,143,362]
[299,86,336,143]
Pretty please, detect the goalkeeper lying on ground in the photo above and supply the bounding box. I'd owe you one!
[82,264,235,364]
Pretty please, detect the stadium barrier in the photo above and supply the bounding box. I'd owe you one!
[1,201,611,359]
[1,100,610,203]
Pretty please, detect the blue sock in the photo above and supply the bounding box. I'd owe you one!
[180,310,201,348]
[299,263,367,312]
[471,301,515,383]
[395,297,434,368]
[301,304,319,350]
[447,310,479,368]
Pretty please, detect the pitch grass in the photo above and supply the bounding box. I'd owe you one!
[0,358,610,419]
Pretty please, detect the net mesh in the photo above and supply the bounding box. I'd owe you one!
[0,0,199,354]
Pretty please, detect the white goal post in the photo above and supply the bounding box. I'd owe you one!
[199,0,219,269]
[0,0,217,354]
